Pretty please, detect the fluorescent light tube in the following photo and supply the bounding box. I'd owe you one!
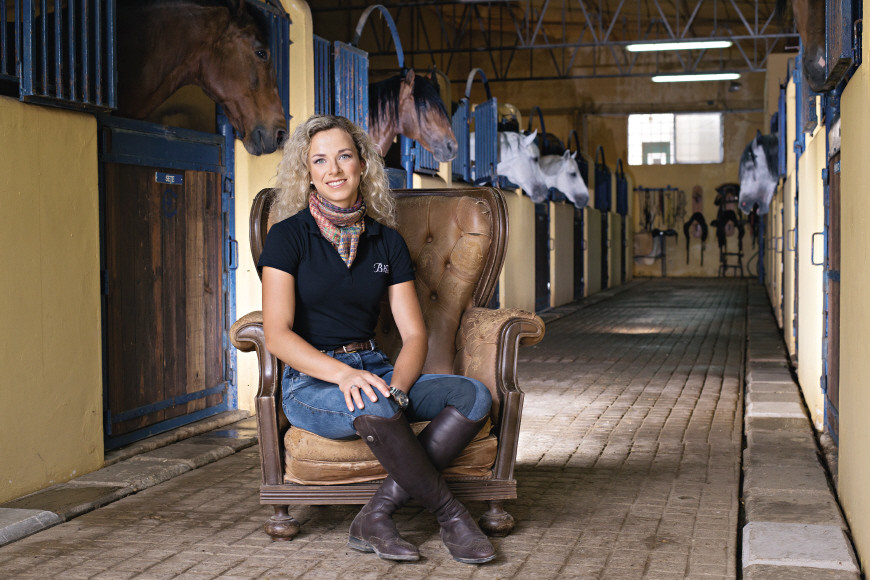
[627,40,733,52]
[652,73,741,82]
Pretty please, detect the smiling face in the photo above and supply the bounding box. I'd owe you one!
[308,128,365,208]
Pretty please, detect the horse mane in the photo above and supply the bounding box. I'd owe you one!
[370,72,449,128]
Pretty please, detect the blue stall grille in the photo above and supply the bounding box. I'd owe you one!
[615,159,628,216]
[825,0,857,88]
[334,41,368,131]
[594,146,612,212]
[2,0,116,110]
[452,100,471,182]
[778,85,787,177]
[414,140,440,174]
[473,98,498,185]
[313,35,331,115]
[794,52,806,159]
[261,2,291,127]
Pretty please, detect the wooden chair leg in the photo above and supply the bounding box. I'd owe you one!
[478,500,515,537]
[264,505,300,541]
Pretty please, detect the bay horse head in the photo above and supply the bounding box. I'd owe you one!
[738,131,779,215]
[368,69,458,162]
[116,0,287,155]
[540,150,589,209]
[497,130,549,203]
[777,0,829,91]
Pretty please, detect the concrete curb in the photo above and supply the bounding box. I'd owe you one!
[741,286,860,579]
[0,414,257,547]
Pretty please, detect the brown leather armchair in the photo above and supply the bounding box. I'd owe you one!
[231,187,545,542]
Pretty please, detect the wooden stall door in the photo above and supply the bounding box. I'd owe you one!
[103,163,227,445]
[825,152,841,441]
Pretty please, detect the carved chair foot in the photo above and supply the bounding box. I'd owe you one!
[265,506,300,541]
[478,500,515,537]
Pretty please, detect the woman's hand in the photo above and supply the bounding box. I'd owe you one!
[337,369,390,411]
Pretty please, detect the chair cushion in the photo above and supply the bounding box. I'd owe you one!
[283,419,497,485]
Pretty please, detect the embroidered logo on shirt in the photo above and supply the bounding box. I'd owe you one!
[373,263,390,274]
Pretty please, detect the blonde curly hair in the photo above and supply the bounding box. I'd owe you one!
[272,115,396,228]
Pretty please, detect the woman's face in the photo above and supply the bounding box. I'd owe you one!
[308,128,365,209]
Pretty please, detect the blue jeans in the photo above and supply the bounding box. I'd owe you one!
[282,348,492,440]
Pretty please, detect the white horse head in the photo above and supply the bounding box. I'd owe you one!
[738,131,779,215]
[497,130,549,203]
[540,150,589,209]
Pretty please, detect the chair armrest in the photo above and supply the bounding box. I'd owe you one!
[230,311,284,486]
[455,307,545,481]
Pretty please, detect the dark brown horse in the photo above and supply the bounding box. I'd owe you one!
[116,0,286,155]
[368,69,457,162]
[777,0,828,91]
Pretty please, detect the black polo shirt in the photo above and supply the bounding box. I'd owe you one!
[258,209,415,350]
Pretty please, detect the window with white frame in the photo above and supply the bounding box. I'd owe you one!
[628,112,723,165]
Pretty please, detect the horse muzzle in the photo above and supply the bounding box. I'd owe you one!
[429,138,458,163]
[244,124,287,156]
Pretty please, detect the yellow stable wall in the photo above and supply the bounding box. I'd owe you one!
[0,97,103,503]
[795,127,825,429]
[500,191,536,311]
[550,202,575,307]
[837,27,870,572]
[234,0,314,413]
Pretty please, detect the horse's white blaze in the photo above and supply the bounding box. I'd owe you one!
[540,150,589,209]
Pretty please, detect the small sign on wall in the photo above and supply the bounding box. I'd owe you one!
[155,172,184,185]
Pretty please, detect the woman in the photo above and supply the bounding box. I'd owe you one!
[259,115,496,564]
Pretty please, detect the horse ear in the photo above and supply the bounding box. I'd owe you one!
[522,130,538,148]
[563,150,572,160]
[403,68,416,86]
[756,129,763,141]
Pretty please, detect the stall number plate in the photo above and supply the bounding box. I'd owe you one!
[155,172,184,185]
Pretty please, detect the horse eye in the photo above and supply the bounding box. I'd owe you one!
[569,172,577,177]
[255,49,269,61]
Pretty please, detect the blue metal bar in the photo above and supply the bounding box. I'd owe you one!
[53,0,61,98]
[40,0,46,94]
[21,0,33,96]
[1,0,8,76]
[81,0,88,103]
[68,0,75,100]
[401,136,414,188]
[218,108,238,410]
[109,383,228,424]
[352,4,404,69]
[95,0,102,105]
[106,0,116,108]
[451,100,470,182]
[104,404,230,450]
[313,35,331,115]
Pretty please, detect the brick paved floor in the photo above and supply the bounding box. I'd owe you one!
[0,278,746,579]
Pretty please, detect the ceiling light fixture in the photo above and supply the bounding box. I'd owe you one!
[652,72,741,83]
[626,40,733,52]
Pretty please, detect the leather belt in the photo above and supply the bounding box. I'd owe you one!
[323,339,378,354]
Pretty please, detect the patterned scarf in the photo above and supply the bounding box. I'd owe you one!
[309,192,367,267]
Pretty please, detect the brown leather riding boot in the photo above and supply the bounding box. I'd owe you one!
[353,410,496,564]
[348,407,487,561]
